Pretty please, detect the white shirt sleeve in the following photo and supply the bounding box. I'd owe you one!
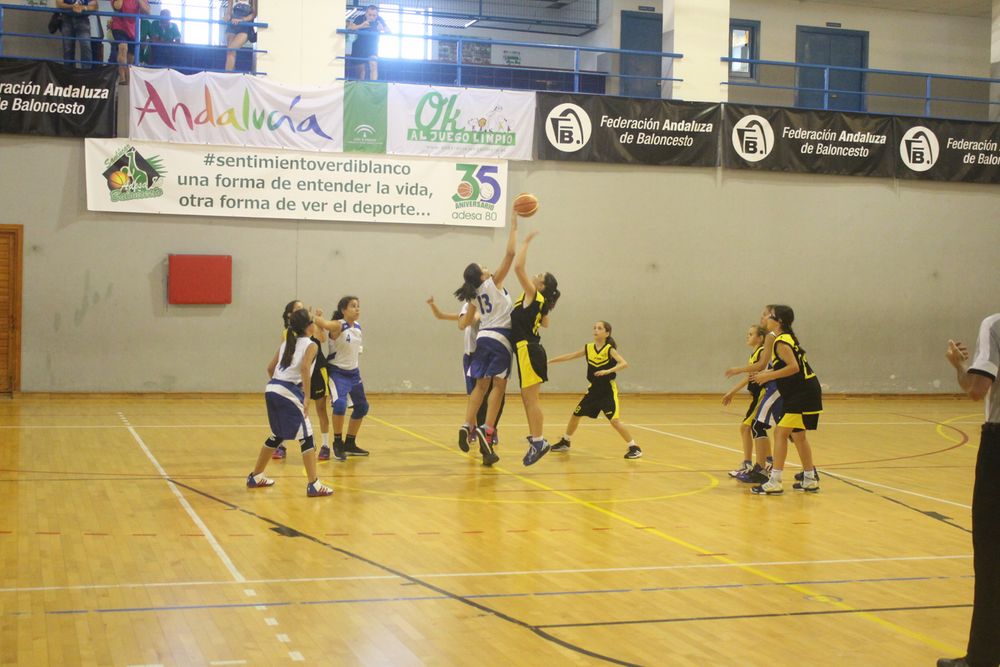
[969,314,1000,380]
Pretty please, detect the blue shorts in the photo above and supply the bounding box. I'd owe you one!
[329,366,366,409]
[753,381,783,429]
[264,379,312,441]
[467,337,512,380]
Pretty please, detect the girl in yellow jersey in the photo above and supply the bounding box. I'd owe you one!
[749,305,822,495]
[549,321,641,459]
[723,323,773,483]
[511,231,561,466]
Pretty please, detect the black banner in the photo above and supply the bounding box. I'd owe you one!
[535,93,720,167]
[894,117,1000,183]
[724,104,894,177]
[0,60,117,138]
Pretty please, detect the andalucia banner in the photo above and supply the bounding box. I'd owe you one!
[129,67,345,152]
[387,83,535,160]
[0,59,117,138]
[85,138,509,227]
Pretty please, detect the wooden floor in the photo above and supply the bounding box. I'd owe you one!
[0,393,982,666]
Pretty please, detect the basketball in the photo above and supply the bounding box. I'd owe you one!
[456,181,473,199]
[513,192,539,217]
[107,170,129,190]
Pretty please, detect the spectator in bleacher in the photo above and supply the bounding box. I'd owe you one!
[56,0,98,68]
[110,0,151,84]
[144,9,182,65]
[347,5,389,81]
[224,0,258,72]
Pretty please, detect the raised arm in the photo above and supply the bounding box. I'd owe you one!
[549,348,585,364]
[427,296,460,322]
[313,314,346,340]
[491,211,518,288]
[513,230,538,300]
[946,339,994,401]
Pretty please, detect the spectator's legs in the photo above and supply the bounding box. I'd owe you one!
[368,57,378,81]
[76,20,92,68]
[116,41,129,83]
[60,18,77,67]
[225,32,248,71]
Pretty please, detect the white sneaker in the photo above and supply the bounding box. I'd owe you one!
[793,475,820,492]
[729,461,752,478]
[307,480,334,497]
[751,478,783,495]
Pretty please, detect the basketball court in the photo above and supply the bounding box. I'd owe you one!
[0,393,979,665]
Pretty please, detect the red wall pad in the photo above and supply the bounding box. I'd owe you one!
[168,254,232,305]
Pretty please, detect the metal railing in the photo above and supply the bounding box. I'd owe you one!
[722,56,1000,121]
[338,29,683,98]
[0,2,268,75]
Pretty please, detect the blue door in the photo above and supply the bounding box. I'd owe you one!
[620,11,663,99]
[796,26,868,111]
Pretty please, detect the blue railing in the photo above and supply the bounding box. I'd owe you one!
[338,29,682,97]
[722,56,1000,121]
[0,2,268,75]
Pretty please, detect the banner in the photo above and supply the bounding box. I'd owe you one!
[85,139,508,227]
[724,105,894,177]
[534,93,720,167]
[387,83,535,160]
[343,81,387,154]
[129,68,345,152]
[0,60,117,138]
[894,117,1000,183]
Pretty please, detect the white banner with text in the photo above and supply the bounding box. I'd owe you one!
[85,139,508,227]
[129,68,345,152]
[387,84,535,160]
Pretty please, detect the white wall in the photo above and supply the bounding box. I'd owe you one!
[3,134,1000,394]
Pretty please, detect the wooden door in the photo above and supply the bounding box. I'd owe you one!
[0,226,23,393]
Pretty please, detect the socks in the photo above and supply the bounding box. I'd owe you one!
[562,434,573,442]
[321,433,329,447]
[627,440,638,448]
[345,434,357,447]
[770,469,783,482]
[804,469,817,480]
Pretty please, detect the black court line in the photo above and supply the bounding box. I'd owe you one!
[537,602,973,629]
[168,479,641,667]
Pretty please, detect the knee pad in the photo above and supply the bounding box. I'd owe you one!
[332,397,348,416]
[751,421,769,440]
[351,399,369,419]
[299,434,315,453]
[264,435,281,450]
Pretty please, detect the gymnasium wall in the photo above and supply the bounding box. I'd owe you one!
[4,131,1000,395]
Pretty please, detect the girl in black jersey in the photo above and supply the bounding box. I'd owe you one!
[549,321,641,459]
[511,231,560,466]
[749,305,822,495]
[723,324,773,483]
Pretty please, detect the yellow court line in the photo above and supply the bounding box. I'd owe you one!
[371,415,962,655]
[935,412,984,448]
[366,416,718,504]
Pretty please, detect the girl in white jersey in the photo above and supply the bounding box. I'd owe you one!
[427,296,505,447]
[246,308,333,496]
[453,212,518,466]
[315,296,369,461]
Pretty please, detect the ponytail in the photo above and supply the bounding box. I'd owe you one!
[539,272,560,315]
[601,321,616,349]
[454,263,483,302]
[771,305,796,338]
[280,309,311,369]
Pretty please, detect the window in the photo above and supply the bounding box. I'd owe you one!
[375,5,434,61]
[730,19,760,80]
[159,0,226,46]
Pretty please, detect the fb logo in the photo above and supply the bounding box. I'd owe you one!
[545,103,591,153]
[732,115,774,162]
[899,126,938,172]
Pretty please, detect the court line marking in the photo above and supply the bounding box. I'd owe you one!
[375,415,963,655]
[0,553,973,594]
[118,412,246,583]
[633,423,973,509]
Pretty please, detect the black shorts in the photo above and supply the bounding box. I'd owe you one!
[574,382,619,420]
[111,29,136,54]
[309,364,329,401]
[226,23,253,36]
[515,341,547,389]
